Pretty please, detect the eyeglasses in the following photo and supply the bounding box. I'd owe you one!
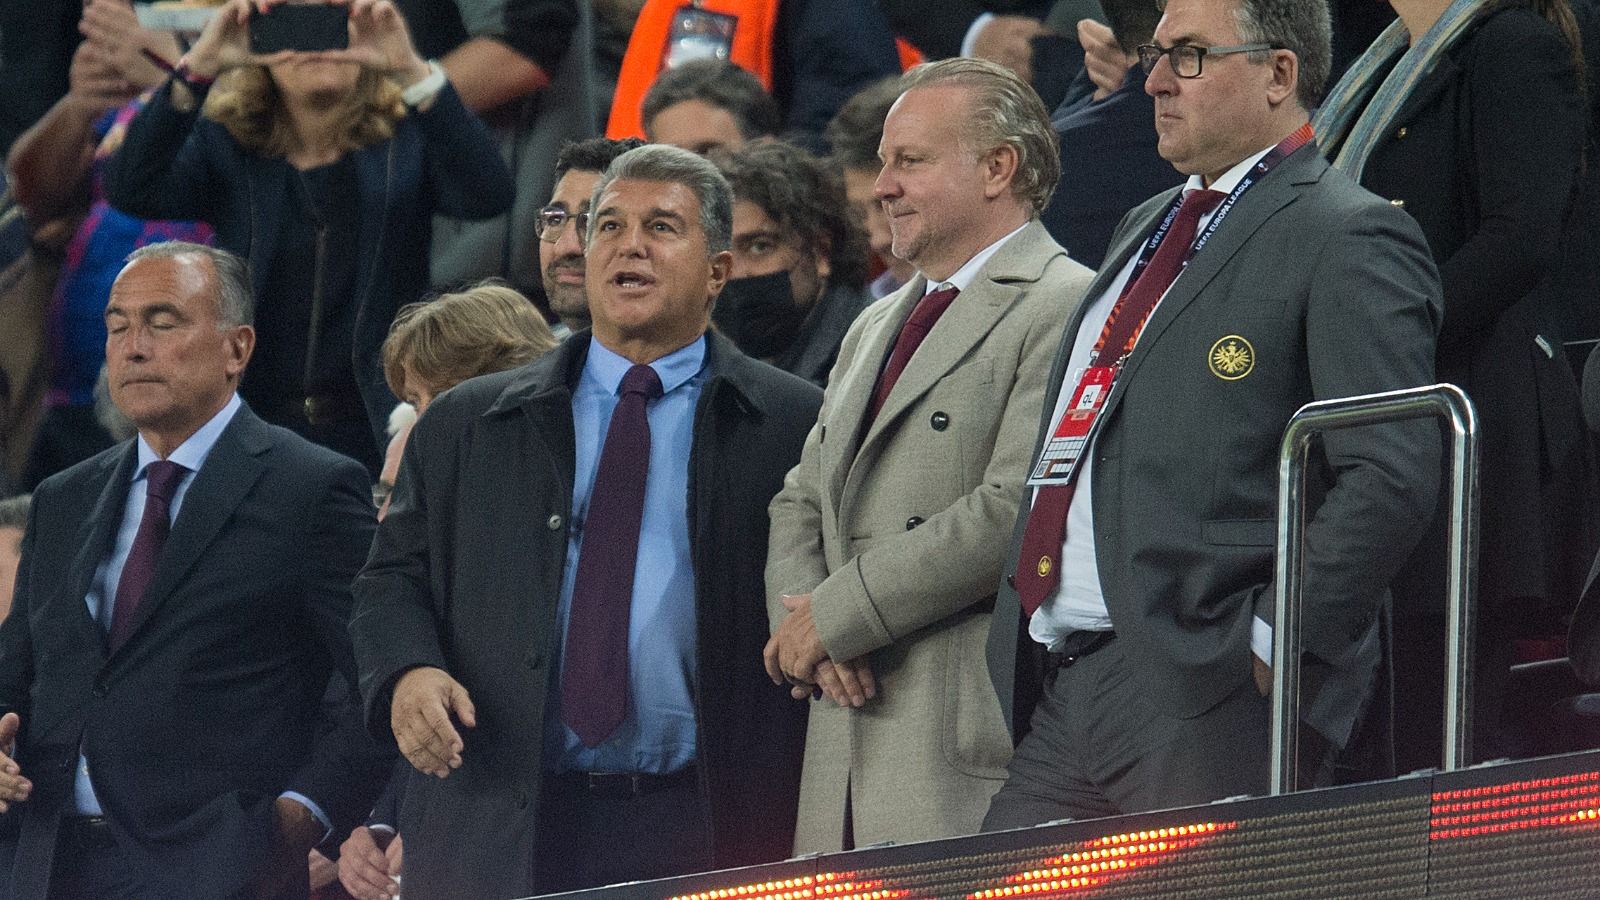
[536,206,590,243]
[1136,42,1278,78]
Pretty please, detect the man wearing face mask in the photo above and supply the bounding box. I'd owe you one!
[714,141,872,387]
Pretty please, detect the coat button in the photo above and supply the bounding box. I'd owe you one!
[91,684,106,699]
[1390,198,1406,209]
[906,516,924,530]
[930,411,949,431]
[547,514,563,531]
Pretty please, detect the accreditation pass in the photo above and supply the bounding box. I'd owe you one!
[1027,365,1114,486]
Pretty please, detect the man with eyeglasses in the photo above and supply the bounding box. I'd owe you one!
[537,138,646,338]
[983,0,1443,827]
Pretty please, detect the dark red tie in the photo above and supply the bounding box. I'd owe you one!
[562,363,663,747]
[1012,189,1226,616]
[109,460,186,650]
[867,284,960,422]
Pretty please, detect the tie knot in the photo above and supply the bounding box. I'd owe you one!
[144,460,187,503]
[925,284,960,304]
[620,364,663,399]
[1180,188,1228,218]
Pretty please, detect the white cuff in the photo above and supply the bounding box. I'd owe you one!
[401,60,447,107]
[960,13,996,58]
[1251,615,1272,665]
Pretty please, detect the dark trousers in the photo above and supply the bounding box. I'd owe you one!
[533,770,713,895]
[983,637,1328,830]
[45,819,145,900]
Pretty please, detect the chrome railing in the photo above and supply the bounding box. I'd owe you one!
[1270,384,1479,795]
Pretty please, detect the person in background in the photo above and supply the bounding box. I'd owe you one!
[7,0,217,490]
[107,0,514,473]
[538,137,646,338]
[641,59,782,157]
[1314,0,1588,770]
[714,140,871,386]
[824,76,915,299]
[0,495,28,622]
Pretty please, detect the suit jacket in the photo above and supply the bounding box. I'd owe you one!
[988,145,1443,749]
[351,332,820,900]
[766,219,1092,851]
[1353,4,1588,611]
[0,406,387,900]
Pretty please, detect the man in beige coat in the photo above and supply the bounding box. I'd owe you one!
[764,57,1094,852]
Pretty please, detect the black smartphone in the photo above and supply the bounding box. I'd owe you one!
[248,4,349,54]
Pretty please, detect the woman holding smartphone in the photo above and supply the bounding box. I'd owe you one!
[107,0,513,472]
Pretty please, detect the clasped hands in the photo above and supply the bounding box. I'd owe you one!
[762,594,877,709]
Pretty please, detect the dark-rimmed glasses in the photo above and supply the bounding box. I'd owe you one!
[536,206,590,243]
[1136,42,1278,78]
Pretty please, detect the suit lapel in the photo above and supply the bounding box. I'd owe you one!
[68,446,138,649]
[825,278,924,501]
[114,410,269,654]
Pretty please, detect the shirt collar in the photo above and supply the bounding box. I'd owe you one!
[1186,144,1276,196]
[584,335,707,396]
[926,221,1030,295]
[133,392,242,481]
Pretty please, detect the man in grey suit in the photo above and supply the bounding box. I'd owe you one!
[765,58,1093,851]
[983,0,1443,827]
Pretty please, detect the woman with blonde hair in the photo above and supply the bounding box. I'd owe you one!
[107,0,513,472]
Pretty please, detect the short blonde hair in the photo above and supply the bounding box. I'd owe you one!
[204,65,405,158]
[382,281,560,400]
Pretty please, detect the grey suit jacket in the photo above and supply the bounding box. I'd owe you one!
[989,144,1444,747]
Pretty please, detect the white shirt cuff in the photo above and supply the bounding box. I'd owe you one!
[280,791,333,841]
[1251,615,1273,666]
[960,13,996,57]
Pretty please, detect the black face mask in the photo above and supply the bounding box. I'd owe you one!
[713,271,811,360]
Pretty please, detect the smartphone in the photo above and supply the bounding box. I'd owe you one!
[248,4,349,54]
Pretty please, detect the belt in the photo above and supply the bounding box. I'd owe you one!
[1048,630,1116,670]
[58,816,117,852]
[546,767,698,800]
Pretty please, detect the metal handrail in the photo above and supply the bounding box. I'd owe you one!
[1270,384,1479,795]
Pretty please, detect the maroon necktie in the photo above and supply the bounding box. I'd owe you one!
[1012,188,1226,616]
[867,284,960,422]
[109,460,186,651]
[562,364,663,747]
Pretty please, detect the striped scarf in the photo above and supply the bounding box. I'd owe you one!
[1312,0,1494,181]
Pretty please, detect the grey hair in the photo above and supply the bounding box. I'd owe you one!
[124,241,255,328]
[0,494,28,532]
[1233,0,1332,110]
[587,144,734,253]
[897,57,1061,214]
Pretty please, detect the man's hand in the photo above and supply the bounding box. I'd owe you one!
[391,666,475,777]
[309,848,340,892]
[0,713,31,814]
[763,594,829,687]
[340,826,402,900]
[253,797,324,900]
[811,657,877,709]
[1078,19,1135,101]
[78,0,167,90]
[971,15,1048,83]
[1253,656,1272,698]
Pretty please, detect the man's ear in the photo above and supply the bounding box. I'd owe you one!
[225,325,255,381]
[813,234,833,281]
[706,249,734,300]
[1265,49,1300,108]
[982,143,1021,201]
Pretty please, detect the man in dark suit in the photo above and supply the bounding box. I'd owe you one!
[1038,0,1183,270]
[0,242,387,898]
[351,144,821,900]
[983,0,1443,827]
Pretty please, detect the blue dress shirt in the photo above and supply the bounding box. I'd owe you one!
[75,394,329,832]
[546,337,705,775]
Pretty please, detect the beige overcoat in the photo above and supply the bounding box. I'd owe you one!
[766,221,1093,851]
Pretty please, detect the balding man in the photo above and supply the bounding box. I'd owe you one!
[764,57,1094,851]
[0,243,386,898]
